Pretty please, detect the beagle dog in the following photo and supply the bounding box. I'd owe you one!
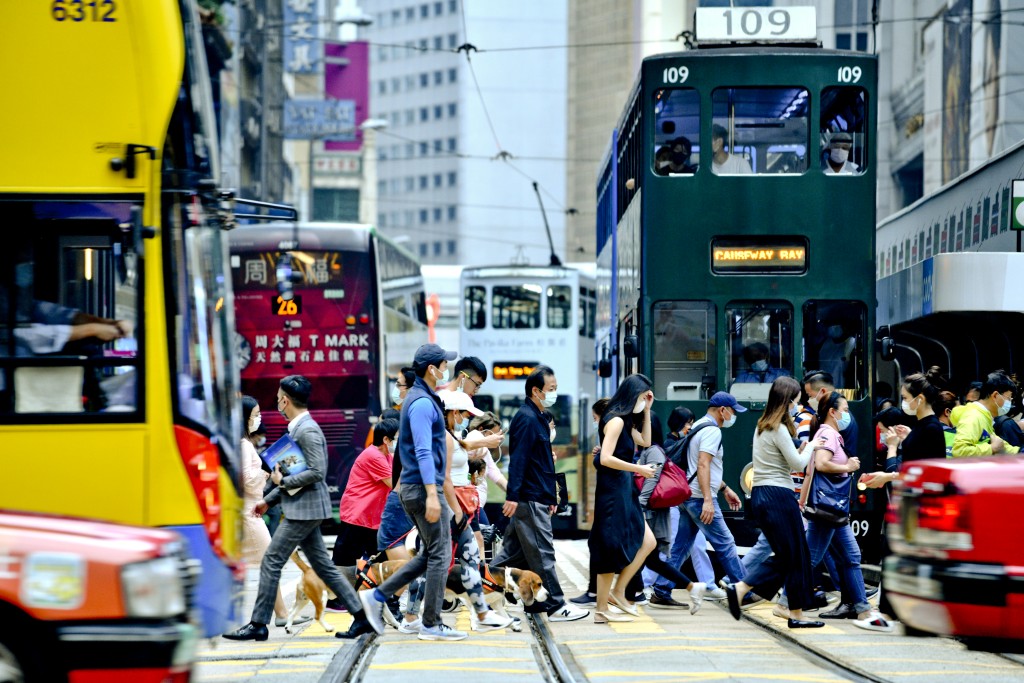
[284,551,337,634]
[444,564,549,631]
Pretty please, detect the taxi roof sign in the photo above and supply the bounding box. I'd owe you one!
[696,6,818,44]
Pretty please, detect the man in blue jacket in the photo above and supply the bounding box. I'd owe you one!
[492,365,588,622]
[359,344,468,641]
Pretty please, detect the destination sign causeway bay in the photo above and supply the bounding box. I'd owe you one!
[711,237,809,274]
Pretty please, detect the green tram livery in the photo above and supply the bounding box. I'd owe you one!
[596,41,883,563]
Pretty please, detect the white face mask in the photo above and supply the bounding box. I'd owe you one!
[391,384,404,405]
[830,147,849,164]
[249,413,261,434]
[752,359,769,372]
[433,365,450,383]
[997,394,1013,416]
[633,396,646,414]
[550,427,557,441]
[901,398,916,415]
[723,413,737,429]
[540,390,557,408]
[808,396,819,412]
[789,401,800,418]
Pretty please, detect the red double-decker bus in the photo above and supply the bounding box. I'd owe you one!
[229,223,427,515]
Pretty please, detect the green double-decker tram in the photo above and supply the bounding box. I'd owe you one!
[596,32,882,561]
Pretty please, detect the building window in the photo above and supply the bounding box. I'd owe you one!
[447,206,457,221]
[405,75,416,90]
[448,68,457,83]
[434,2,443,16]
[420,4,429,19]
[434,70,443,85]
[419,38,428,50]
[419,175,428,190]
[391,77,401,92]
[434,139,443,152]
[433,241,442,256]
[433,208,442,222]
[419,209,428,223]
[834,0,869,52]
[391,9,401,23]
[447,172,457,186]
[377,180,386,196]
[433,174,442,187]
[449,0,458,13]
[404,109,414,125]
[377,81,387,95]
[433,36,443,50]
[419,141,428,156]
[419,243,428,257]
[448,33,458,49]
[434,105,443,119]
[312,188,360,222]
[448,102,457,117]
[447,239,457,255]
[419,73,428,88]
[406,7,415,20]
[405,177,414,192]
[447,137,457,151]
[419,107,429,121]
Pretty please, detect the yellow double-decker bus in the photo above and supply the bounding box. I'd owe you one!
[0,1,253,636]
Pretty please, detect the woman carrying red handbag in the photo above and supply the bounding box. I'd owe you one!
[636,413,707,615]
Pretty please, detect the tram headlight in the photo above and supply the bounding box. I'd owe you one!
[739,462,754,499]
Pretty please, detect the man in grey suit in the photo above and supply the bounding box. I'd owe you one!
[223,375,381,641]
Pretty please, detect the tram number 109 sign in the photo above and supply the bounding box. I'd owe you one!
[696,7,817,43]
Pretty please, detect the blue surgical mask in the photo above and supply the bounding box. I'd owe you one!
[835,410,852,431]
[391,384,404,406]
[789,402,800,418]
[997,394,1013,417]
[752,360,769,372]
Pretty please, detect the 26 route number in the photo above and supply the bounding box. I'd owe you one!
[837,66,862,83]
[662,66,689,85]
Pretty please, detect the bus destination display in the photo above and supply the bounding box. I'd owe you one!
[272,294,303,315]
[711,237,808,274]
[492,362,539,380]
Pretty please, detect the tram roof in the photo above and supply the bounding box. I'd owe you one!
[461,263,595,282]
[641,46,877,63]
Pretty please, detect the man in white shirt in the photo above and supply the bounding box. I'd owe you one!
[823,131,860,174]
[712,124,753,174]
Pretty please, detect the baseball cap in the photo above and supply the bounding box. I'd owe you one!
[829,131,853,145]
[413,343,457,370]
[437,389,484,416]
[708,391,747,412]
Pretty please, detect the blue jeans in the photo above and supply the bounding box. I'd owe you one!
[742,532,773,574]
[654,497,744,597]
[806,520,870,614]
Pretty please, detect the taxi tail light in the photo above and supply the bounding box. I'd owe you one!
[174,425,225,559]
[916,494,970,533]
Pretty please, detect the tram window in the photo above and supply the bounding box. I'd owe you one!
[578,287,596,339]
[820,87,868,175]
[726,302,794,401]
[711,87,809,174]
[547,285,571,329]
[652,89,700,175]
[652,301,716,401]
[464,285,486,329]
[802,301,867,399]
[0,201,141,417]
[492,285,540,329]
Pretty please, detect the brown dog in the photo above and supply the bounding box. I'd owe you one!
[284,551,336,634]
[337,558,409,592]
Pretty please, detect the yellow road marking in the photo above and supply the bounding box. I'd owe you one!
[563,636,772,647]
[855,658,1019,669]
[575,645,790,658]
[370,656,536,674]
[603,611,665,634]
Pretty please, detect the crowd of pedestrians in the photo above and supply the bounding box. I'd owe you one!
[224,337,1024,643]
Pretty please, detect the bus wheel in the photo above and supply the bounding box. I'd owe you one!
[0,616,64,683]
[0,638,27,683]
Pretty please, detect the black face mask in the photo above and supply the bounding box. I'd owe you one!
[672,150,690,165]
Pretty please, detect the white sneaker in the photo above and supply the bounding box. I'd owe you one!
[418,621,468,641]
[705,587,727,601]
[548,603,588,622]
[381,601,401,629]
[476,611,514,631]
[853,612,896,633]
[689,583,706,615]
[398,617,422,634]
[358,590,386,635]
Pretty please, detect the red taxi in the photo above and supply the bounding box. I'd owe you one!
[0,510,197,682]
[884,456,1024,652]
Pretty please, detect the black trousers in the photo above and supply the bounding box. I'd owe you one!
[331,520,381,566]
[743,485,815,611]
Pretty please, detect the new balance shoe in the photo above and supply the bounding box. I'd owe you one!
[548,603,588,622]
[569,592,597,608]
[397,617,422,634]
[418,622,468,641]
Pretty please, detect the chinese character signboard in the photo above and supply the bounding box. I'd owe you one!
[283,99,357,139]
[1013,179,1024,231]
[283,0,319,74]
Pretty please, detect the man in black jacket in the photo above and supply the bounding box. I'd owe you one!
[491,365,588,622]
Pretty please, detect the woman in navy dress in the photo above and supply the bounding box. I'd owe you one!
[589,374,657,623]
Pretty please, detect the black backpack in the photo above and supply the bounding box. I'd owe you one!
[664,421,717,480]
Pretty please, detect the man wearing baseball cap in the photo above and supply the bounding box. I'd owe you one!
[357,343,470,641]
[654,391,749,602]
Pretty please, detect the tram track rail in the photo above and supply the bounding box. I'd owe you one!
[321,613,581,683]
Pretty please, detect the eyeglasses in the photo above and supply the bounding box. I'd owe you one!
[461,372,483,389]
